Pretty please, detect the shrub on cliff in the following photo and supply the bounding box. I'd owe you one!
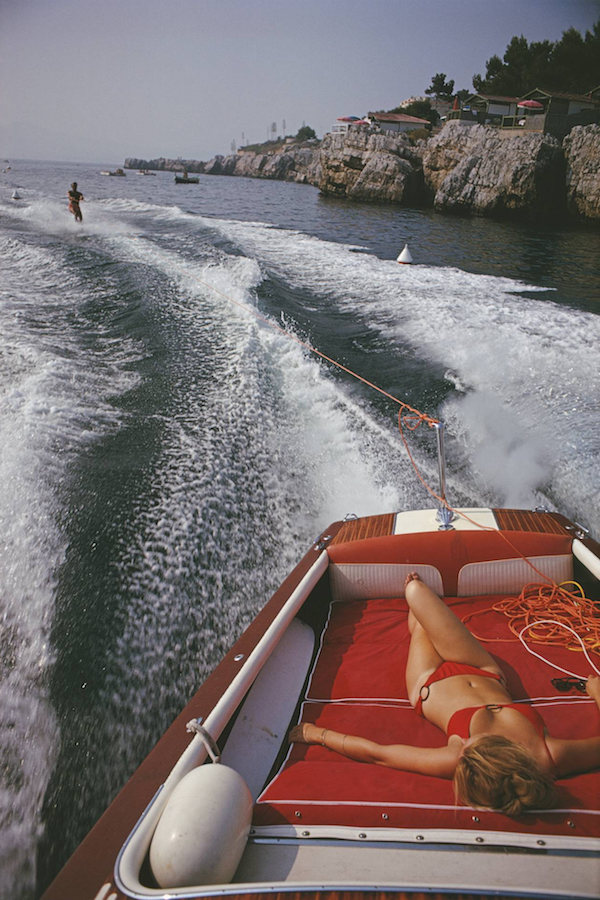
[407,128,431,144]
[296,125,317,141]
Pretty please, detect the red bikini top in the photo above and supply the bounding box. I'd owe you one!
[447,703,546,739]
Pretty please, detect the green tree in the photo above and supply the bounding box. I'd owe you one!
[472,20,599,95]
[425,72,455,100]
[550,24,600,92]
[403,100,439,126]
[473,54,504,93]
[296,125,317,141]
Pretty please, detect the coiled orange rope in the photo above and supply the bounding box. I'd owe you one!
[494,582,600,651]
[463,581,600,676]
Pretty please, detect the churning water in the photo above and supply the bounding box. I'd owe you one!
[0,159,599,898]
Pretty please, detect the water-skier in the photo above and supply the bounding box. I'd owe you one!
[290,572,600,816]
[68,182,84,222]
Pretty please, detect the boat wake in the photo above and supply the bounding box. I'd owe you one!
[190,214,600,533]
[1,183,598,898]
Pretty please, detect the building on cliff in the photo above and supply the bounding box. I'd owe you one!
[366,111,430,133]
[331,116,370,135]
[455,94,519,126]
[518,88,600,139]
[448,89,600,140]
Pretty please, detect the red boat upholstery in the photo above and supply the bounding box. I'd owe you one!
[255,594,600,840]
[326,530,573,597]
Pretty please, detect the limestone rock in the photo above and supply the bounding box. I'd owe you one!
[206,143,320,183]
[563,124,600,221]
[124,121,599,223]
[125,144,320,184]
[317,129,423,203]
[422,122,565,219]
[124,157,205,173]
[203,155,237,176]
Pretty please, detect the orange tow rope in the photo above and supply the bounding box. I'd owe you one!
[196,272,441,442]
[198,273,597,665]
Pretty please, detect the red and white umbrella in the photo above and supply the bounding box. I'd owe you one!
[517,99,544,109]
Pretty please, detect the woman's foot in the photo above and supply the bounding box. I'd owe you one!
[289,723,309,744]
[404,571,421,589]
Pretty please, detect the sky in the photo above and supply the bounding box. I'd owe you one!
[1,0,599,164]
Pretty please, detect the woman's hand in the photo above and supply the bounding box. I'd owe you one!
[586,673,600,705]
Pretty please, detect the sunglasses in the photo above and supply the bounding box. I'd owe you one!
[551,677,587,693]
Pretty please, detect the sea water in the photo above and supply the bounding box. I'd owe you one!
[0,159,599,898]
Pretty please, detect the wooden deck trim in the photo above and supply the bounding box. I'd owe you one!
[493,509,570,535]
[330,514,396,545]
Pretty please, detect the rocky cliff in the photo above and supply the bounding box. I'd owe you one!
[125,156,207,174]
[316,129,424,204]
[421,121,566,220]
[125,122,600,223]
[202,143,321,184]
[563,124,600,221]
[125,141,321,184]
[314,122,599,222]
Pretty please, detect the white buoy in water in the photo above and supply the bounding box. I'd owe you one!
[397,243,412,264]
[12,190,21,200]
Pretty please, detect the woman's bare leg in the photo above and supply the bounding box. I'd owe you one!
[404,573,500,672]
[405,616,443,707]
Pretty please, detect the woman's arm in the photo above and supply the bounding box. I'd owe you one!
[289,722,460,778]
[547,675,600,777]
[548,735,600,778]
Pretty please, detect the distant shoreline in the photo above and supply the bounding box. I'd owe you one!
[125,122,600,225]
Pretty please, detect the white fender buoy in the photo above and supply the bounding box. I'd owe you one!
[149,764,253,888]
[397,243,412,264]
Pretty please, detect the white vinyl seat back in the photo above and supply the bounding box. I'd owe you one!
[329,563,443,603]
[457,554,573,597]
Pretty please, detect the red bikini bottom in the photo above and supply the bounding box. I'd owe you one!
[414,661,502,717]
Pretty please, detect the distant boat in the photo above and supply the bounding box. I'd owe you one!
[100,168,126,176]
[175,174,199,184]
[138,170,156,175]
[11,190,21,200]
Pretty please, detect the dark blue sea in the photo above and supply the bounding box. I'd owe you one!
[1,159,599,898]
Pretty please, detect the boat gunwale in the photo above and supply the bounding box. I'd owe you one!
[41,522,344,900]
[115,549,331,897]
[41,509,600,900]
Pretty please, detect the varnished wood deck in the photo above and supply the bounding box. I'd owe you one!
[329,513,396,545]
[331,510,574,545]
[493,508,570,534]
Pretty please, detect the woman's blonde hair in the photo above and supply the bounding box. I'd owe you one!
[453,734,556,817]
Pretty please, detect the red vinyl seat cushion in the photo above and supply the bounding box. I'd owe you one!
[256,595,600,838]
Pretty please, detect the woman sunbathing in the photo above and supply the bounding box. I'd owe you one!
[290,572,600,816]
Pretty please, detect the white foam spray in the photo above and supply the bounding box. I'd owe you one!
[0,232,142,896]
[196,217,600,533]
